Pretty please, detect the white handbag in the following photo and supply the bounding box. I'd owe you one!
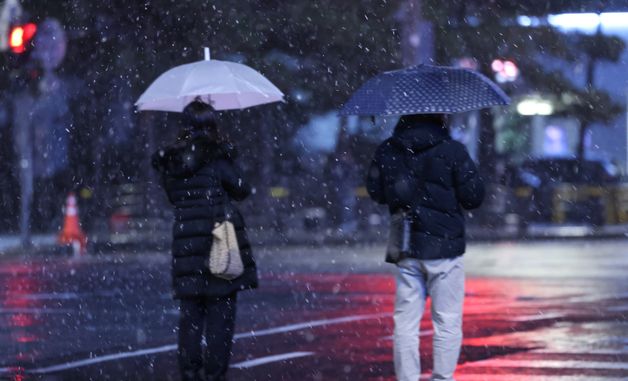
[209,209,244,280]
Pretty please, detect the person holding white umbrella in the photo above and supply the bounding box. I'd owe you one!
[144,49,284,381]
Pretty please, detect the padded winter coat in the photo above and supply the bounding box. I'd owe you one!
[152,133,258,298]
[366,120,485,262]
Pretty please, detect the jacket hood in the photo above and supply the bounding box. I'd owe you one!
[392,119,450,152]
[152,132,236,178]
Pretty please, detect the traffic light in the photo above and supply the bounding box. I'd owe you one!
[9,23,36,54]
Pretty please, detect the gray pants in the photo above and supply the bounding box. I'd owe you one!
[394,256,465,381]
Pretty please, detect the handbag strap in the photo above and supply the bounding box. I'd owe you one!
[222,190,231,221]
[221,191,236,252]
[224,198,231,249]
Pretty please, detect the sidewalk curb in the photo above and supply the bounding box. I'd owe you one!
[2,224,627,258]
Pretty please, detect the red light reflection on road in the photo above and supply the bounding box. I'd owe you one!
[8,314,35,328]
[238,272,618,379]
[15,334,38,344]
[1,262,46,359]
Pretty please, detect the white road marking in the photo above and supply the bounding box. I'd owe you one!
[234,312,390,339]
[0,308,72,314]
[567,292,628,304]
[447,376,625,381]
[30,344,177,373]
[28,312,390,374]
[230,352,314,369]
[531,349,628,355]
[510,312,563,322]
[381,330,434,341]
[464,359,628,370]
[3,290,120,301]
[16,292,80,300]
[607,305,628,312]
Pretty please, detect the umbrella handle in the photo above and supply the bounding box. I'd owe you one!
[204,47,210,61]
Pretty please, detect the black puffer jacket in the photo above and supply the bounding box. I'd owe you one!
[152,132,258,299]
[366,120,484,262]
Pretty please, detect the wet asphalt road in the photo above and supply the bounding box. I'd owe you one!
[0,239,627,381]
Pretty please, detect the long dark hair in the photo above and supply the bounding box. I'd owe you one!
[178,100,225,143]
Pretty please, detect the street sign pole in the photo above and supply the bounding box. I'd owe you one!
[398,0,434,66]
[13,92,35,248]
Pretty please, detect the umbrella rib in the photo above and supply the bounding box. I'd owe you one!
[228,64,275,99]
[225,64,244,108]
[181,64,206,100]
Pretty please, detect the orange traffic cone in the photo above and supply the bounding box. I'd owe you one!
[58,193,87,256]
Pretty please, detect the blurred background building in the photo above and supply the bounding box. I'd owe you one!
[1,0,627,248]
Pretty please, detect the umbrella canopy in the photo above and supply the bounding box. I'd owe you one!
[339,64,510,116]
[136,50,284,112]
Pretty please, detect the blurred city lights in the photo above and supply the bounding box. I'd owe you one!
[454,57,478,70]
[543,125,569,157]
[491,59,519,83]
[491,59,504,73]
[548,13,628,33]
[517,16,532,27]
[548,13,602,30]
[9,23,36,53]
[517,98,554,115]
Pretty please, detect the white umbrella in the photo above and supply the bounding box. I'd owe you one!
[136,48,284,112]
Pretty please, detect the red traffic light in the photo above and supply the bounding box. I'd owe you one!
[9,23,37,54]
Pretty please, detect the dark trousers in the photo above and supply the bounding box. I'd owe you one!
[178,294,237,381]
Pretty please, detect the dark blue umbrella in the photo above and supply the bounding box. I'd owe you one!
[339,64,510,116]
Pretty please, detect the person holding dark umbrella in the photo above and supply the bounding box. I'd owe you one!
[340,64,509,381]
